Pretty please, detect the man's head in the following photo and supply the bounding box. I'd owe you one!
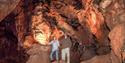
[53,36,56,40]
[62,31,67,39]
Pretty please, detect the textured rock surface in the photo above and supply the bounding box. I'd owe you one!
[81,52,120,63]
[109,23,125,62]
[0,0,125,63]
[104,0,125,29]
[0,0,20,21]
[26,44,50,63]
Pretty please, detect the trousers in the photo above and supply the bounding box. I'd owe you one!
[61,47,70,63]
[50,50,59,61]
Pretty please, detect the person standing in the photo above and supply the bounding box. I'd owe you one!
[60,34,72,63]
[49,37,60,62]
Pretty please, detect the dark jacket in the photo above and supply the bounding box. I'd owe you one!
[60,37,72,49]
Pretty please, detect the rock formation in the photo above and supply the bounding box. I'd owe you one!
[0,0,125,63]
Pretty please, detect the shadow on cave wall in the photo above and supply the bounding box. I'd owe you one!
[0,13,28,63]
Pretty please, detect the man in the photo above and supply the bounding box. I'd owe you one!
[49,37,60,62]
[60,33,72,63]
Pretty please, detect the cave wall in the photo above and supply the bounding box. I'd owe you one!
[0,0,111,47]
[0,0,20,21]
[100,0,125,62]
[0,0,125,63]
[0,0,32,63]
[0,9,28,63]
[11,0,33,48]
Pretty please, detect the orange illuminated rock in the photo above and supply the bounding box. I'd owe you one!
[109,23,125,62]
[23,35,35,48]
[52,27,64,39]
[86,7,104,37]
[31,4,51,45]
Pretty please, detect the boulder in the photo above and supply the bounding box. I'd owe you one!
[81,52,120,63]
[26,44,51,63]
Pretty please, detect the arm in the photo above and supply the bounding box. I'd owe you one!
[47,41,53,45]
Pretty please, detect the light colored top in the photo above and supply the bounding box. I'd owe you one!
[50,40,60,51]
